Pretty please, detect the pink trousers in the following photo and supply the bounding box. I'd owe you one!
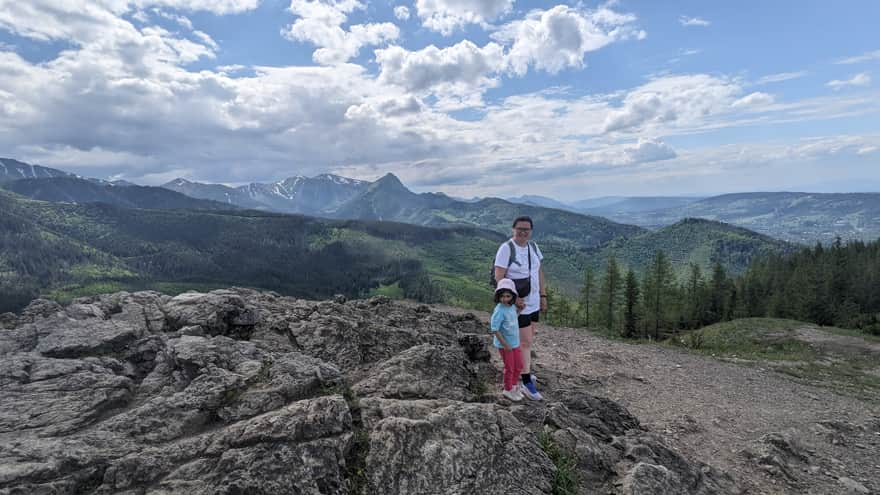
[498,347,523,391]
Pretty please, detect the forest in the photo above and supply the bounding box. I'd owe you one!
[546,237,880,337]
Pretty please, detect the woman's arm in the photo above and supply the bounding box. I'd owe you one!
[539,267,547,312]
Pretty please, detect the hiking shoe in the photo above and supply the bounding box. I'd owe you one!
[502,388,522,401]
[521,381,543,401]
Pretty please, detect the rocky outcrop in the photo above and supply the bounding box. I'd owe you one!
[0,288,739,494]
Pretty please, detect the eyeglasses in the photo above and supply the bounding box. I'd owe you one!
[514,228,532,232]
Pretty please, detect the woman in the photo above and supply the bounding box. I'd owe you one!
[493,215,547,400]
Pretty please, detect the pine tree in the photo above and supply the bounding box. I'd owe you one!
[580,266,595,327]
[597,256,622,332]
[685,263,705,328]
[643,250,673,339]
[709,262,729,323]
[622,269,640,338]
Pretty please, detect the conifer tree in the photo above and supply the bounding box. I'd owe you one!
[643,250,673,339]
[622,269,640,338]
[597,255,622,332]
[685,263,705,328]
[709,262,730,323]
[580,266,595,327]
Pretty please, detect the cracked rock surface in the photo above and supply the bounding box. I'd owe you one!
[1,289,738,494]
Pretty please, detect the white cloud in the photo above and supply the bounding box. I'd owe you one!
[134,0,259,15]
[494,4,644,76]
[679,16,710,27]
[834,49,880,65]
[394,5,410,20]
[155,9,194,30]
[788,135,880,159]
[0,1,878,197]
[375,40,505,98]
[602,75,742,133]
[732,91,774,108]
[283,0,399,65]
[756,71,807,85]
[415,0,513,35]
[585,138,676,165]
[826,72,872,90]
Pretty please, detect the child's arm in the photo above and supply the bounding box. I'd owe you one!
[492,331,512,350]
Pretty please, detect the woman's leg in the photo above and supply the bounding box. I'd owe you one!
[519,323,535,374]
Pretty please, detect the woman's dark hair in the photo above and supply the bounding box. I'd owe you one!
[494,288,517,304]
[512,215,533,228]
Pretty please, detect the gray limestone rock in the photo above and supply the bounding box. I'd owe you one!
[353,343,477,401]
[0,288,739,494]
[360,397,555,494]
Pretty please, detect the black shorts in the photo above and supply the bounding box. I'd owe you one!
[518,311,540,328]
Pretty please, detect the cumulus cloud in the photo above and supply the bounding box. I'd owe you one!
[678,16,710,27]
[826,72,872,90]
[0,1,465,183]
[602,75,743,133]
[394,5,410,20]
[622,138,676,163]
[834,49,880,65]
[283,0,399,65]
[494,4,644,76]
[415,0,513,35]
[375,40,505,100]
[756,71,807,85]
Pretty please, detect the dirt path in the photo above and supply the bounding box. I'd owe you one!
[530,323,880,494]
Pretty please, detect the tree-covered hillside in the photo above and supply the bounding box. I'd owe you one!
[334,174,645,249]
[0,190,509,313]
[3,177,235,210]
[597,192,880,244]
[583,218,792,276]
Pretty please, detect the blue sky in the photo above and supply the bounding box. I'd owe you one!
[0,0,877,200]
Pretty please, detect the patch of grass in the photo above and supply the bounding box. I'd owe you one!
[538,431,578,495]
[345,428,371,494]
[370,282,405,299]
[668,318,817,362]
[668,318,880,402]
[47,281,134,303]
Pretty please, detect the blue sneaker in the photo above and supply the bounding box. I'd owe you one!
[521,381,543,401]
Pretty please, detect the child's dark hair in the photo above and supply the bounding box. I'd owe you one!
[494,288,517,304]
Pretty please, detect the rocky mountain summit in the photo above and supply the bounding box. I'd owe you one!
[0,289,740,494]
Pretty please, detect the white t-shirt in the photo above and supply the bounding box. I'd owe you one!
[494,239,543,314]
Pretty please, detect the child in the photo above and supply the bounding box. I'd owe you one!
[491,279,524,401]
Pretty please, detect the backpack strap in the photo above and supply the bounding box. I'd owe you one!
[507,241,518,267]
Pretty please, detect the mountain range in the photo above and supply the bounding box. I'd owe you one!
[0,157,74,183]
[162,173,370,214]
[2,156,877,312]
[503,191,880,244]
[4,177,235,211]
[597,192,880,244]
